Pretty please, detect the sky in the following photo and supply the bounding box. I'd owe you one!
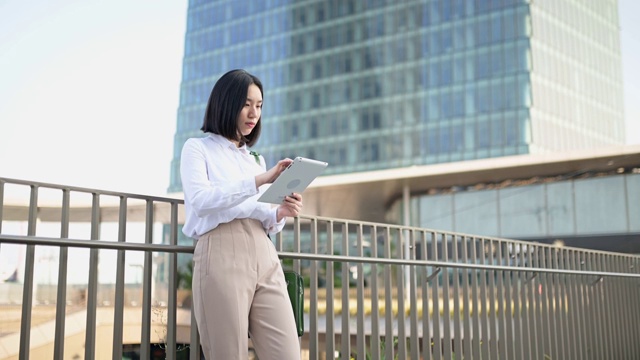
[0,0,188,197]
[0,0,639,199]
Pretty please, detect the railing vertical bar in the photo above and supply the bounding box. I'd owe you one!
[325,221,335,360]
[356,224,365,359]
[441,233,451,360]
[504,242,515,360]
[84,193,100,360]
[190,238,201,360]
[517,246,525,358]
[487,239,498,360]
[478,238,489,360]
[564,248,576,359]
[53,189,70,360]
[518,244,530,360]
[607,254,618,360]
[546,247,558,360]
[293,216,301,272]
[507,242,517,360]
[590,252,604,360]
[554,247,563,360]
[275,230,284,251]
[533,246,544,360]
[591,254,611,359]
[421,231,432,360]
[408,230,419,360]
[111,196,127,360]
[540,245,555,359]
[630,256,639,358]
[496,240,507,360]
[511,243,522,360]
[567,248,577,359]
[166,202,179,360]
[19,185,38,360]
[309,218,319,360]
[572,249,585,359]
[624,256,637,359]
[631,256,639,359]
[614,254,625,360]
[619,259,629,360]
[575,250,589,359]
[524,245,535,360]
[431,231,442,360]
[592,254,615,359]
[384,227,394,360]
[551,246,566,359]
[609,255,631,359]
[555,247,567,360]
[541,246,552,360]
[540,245,549,359]
[562,248,572,360]
[582,252,595,360]
[632,256,637,358]
[563,249,572,359]
[613,254,625,360]
[340,222,350,359]
[576,251,594,359]
[451,234,462,359]
[461,236,472,360]
[396,228,407,360]
[593,252,604,360]
[470,237,481,360]
[140,200,154,360]
[369,226,380,360]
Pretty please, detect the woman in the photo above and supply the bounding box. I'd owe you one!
[180,69,302,359]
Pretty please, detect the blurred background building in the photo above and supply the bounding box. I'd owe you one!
[167,0,637,253]
[169,0,623,186]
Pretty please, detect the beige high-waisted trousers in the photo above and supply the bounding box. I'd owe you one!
[192,218,301,360]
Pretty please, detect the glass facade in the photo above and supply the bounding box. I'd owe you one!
[168,0,624,192]
[412,173,640,239]
[528,0,624,152]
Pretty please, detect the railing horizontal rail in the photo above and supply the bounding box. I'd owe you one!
[2,234,638,279]
[298,214,638,257]
[0,177,184,203]
[0,234,194,253]
[278,251,640,279]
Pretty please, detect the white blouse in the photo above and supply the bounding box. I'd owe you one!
[180,133,285,239]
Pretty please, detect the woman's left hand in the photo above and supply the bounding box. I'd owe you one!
[276,193,303,221]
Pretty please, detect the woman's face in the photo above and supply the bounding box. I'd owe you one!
[237,83,262,137]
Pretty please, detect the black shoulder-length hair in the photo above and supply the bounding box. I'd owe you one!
[201,69,263,147]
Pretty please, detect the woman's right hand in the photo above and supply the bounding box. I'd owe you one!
[255,158,293,188]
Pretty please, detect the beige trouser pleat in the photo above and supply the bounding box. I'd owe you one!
[192,218,301,360]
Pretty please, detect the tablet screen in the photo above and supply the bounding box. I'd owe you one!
[258,157,328,204]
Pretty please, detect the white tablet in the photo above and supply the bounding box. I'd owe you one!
[258,157,328,204]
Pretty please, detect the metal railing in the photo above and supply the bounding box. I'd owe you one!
[1,176,640,360]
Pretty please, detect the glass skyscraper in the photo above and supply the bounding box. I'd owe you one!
[168,0,624,193]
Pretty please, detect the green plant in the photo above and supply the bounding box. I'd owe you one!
[177,260,193,290]
[362,336,400,360]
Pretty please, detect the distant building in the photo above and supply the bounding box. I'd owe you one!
[167,0,629,252]
[169,0,624,192]
[301,146,640,253]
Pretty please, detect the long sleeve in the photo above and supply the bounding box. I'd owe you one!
[180,135,285,238]
[180,139,257,217]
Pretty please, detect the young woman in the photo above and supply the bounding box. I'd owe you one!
[180,69,302,359]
